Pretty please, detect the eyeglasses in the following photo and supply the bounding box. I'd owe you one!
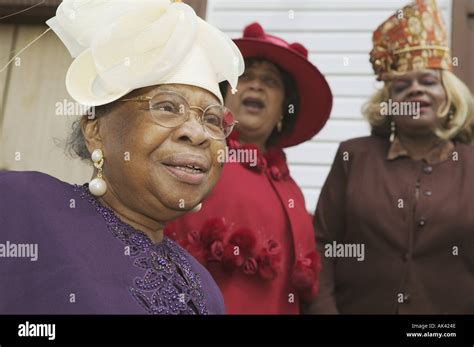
[120,91,237,140]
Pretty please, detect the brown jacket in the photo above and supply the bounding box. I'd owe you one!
[307,135,474,314]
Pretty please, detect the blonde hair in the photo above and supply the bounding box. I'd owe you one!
[362,70,474,144]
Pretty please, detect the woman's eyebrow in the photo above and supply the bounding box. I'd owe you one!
[146,86,219,107]
[201,99,221,108]
[153,86,177,93]
[419,72,439,79]
[262,67,281,77]
[392,77,410,83]
[247,65,280,77]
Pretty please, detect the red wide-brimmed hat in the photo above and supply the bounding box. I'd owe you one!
[233,22,333,148]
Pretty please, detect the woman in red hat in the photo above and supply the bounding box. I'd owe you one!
[308,0,474,314]
[165,22,333,314]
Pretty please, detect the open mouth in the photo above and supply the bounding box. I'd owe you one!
[165,164,204,174]
[406,98,432,116]
[161,154,210,185]
[242,96,265,113]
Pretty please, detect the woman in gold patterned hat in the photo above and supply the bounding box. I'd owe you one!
[308,0,474,314]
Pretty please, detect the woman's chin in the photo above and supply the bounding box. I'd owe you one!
[236,118,265,133]
[146,162,213,215]
[160,207,197,222]
[152,190,202,211]
[402,124,438,137]
[398,115,438,133]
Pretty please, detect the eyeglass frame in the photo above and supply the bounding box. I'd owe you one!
[119,90,238,140]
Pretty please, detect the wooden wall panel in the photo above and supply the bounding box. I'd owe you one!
[0,0,207,23]
[0,24,16,169]
[0,25,92,182]
[452,0,474,92]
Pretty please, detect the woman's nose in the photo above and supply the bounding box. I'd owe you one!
[249,77,264,91]
[172,110,209,147]
[406,80,425,96]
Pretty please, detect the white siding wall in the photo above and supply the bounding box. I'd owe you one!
[206,0,453,212]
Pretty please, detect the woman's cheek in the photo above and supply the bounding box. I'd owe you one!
[140,126,171,149]
[434,86,448,108]
[389,91,403,102]
[210,140,226,174]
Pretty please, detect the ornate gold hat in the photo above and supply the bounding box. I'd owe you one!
[370,0,452,81]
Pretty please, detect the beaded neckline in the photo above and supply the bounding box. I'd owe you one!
[74,183,209,315]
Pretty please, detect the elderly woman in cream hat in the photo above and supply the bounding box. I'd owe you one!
[0,0,243,314]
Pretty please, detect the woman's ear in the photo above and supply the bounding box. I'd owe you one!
[81,115,103,155]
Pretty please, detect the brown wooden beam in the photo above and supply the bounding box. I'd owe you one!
[0,0,60,24]
[451,0,473,91]
[0,0,207,24]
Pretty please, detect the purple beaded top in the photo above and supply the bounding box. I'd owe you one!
[74,183,209,315]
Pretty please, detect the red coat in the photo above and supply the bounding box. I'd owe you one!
[165,135,320,314]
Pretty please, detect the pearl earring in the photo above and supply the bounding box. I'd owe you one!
[89,149,107,197]
[447,107,455,124]
[390,121,396,143]
[191,203,202,212]
[277,116,283,133]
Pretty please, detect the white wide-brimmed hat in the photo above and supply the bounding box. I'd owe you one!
[47,0,244,106]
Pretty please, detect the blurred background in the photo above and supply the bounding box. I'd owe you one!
[0,0,472,211]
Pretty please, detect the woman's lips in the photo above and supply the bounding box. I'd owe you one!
[161,153,210,185]
[163,164,206,185]
[404,98,432,116]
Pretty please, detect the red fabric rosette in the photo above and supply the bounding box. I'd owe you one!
[257,239,282,280]
[222,227,257,273]
[291,250,321,303]
[200,217,227,247]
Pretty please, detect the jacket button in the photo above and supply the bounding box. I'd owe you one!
[270,166,282,180]
[423,166,433,174]
[418,218,426,227]
[424,190,432,196]
[403,294,411,303]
